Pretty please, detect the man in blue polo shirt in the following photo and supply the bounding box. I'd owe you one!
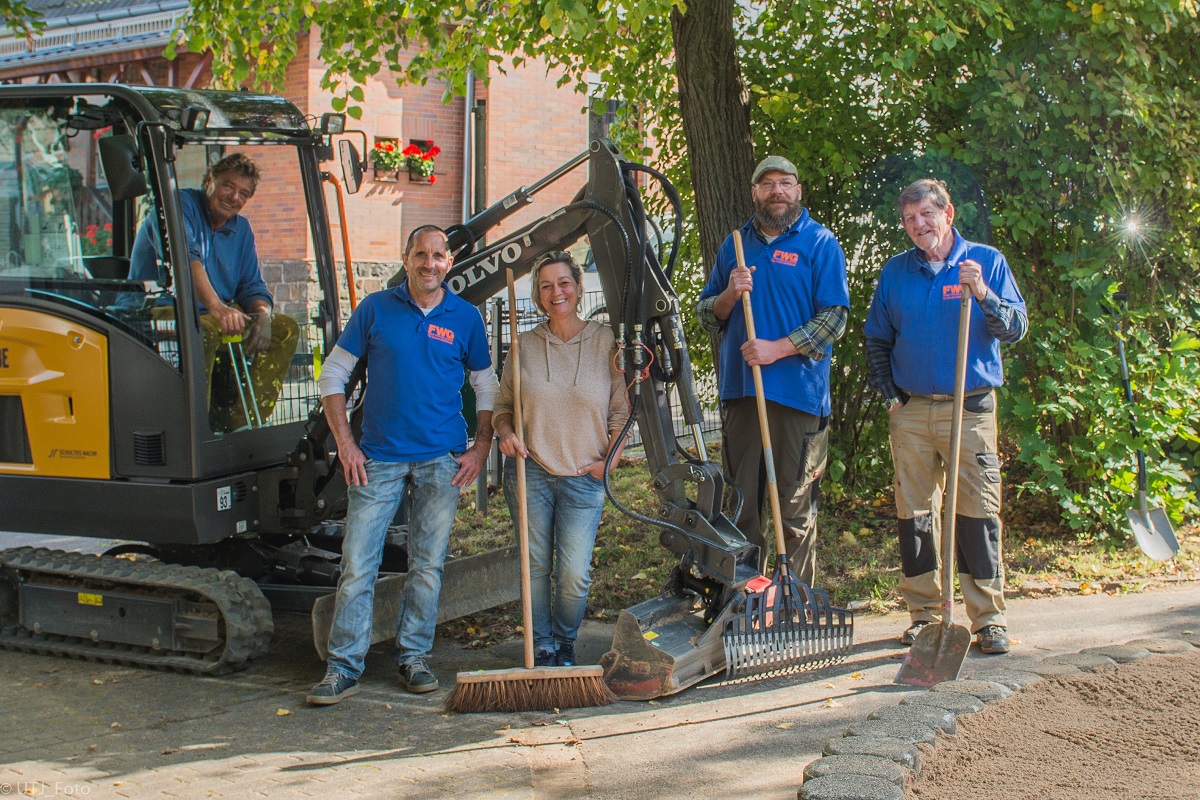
[306,225,496,704]
[129,153,299,431]
[697,155,850,585]
[864,178,1027,655]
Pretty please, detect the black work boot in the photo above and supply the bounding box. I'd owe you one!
[976,625,1011,654]
[900,620,933,646]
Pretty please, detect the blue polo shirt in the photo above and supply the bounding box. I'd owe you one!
[863,229,1026,395]
[129,188,272,311]
[699,211,849,416]
[336,282,491,462]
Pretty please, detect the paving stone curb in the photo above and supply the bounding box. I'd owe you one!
[867,704,957,734]
[1041,651,1118,670]
[797,636,1196,800]
[802,755,908,788]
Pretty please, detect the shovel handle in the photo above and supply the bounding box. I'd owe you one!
[940,283,972,622]
[1115,321,1150,498]
[732,230,789,563]
[507,268,535,670]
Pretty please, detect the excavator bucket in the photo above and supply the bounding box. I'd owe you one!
[600,589,734,700]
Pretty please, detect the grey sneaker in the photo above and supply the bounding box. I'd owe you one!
[556,641,576,667]
[306,671,360,705]
[976,625,1011,654]
[900,620,933,646]
[398,658,439,693]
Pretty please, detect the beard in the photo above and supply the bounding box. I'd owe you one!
[753,195,802,233]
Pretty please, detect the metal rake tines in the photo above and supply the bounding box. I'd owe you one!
[721,579,855,678]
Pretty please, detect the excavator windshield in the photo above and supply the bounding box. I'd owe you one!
[0,92,332,437]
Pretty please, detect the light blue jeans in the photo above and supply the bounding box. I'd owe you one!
[503,457,606,654]
[326,454,461,678]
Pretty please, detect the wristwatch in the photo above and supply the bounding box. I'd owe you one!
[886,397,904,411]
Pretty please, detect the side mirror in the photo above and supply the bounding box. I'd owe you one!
[321,113,346,135]
[98,135,148,201]
[339,139,364,195]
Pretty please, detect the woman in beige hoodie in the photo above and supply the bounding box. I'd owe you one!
[494,251,629,667]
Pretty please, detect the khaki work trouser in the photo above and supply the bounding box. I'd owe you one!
[201,311,299,431]
[722,398,829,586]
[888,392,1006,632]
[152,305,299,432]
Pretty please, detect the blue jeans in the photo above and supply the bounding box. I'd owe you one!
[503,458,606,653]
[326,454,461,678]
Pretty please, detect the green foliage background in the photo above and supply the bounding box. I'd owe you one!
[173,0,1200,539]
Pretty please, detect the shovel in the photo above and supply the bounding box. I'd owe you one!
[1115,308,1179,561]
[895,284,972,687]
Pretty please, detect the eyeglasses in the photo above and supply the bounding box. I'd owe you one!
[756,179,799,191]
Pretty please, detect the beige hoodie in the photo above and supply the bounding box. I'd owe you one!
[494,320,629,477]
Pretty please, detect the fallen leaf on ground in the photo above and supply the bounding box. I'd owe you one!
[775,722,794,729]
[822,698,843,708]
[276,708,292,716]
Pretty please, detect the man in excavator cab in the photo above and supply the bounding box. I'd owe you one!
[127,153,299,433]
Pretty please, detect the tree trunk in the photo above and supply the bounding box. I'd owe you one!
[671,0,755,278]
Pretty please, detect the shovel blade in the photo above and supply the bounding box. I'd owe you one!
[894,622,971,687]
[1127,507,1180,561]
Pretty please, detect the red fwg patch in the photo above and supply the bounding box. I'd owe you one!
[942,283,963,301]
[771,249,799,267]
[428,323,455,345]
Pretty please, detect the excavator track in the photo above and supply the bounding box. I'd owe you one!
[0,547,273,675]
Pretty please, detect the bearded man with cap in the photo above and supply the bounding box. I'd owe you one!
[696,155,850,584]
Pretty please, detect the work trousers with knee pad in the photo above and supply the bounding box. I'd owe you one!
[888,391,1006,632]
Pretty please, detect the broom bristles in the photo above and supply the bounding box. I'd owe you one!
[444,667,618,713]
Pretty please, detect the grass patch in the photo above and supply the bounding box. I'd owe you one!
[439,451,1199,646]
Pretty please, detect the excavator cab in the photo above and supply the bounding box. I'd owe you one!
[0,85,355,672]
[0,85,340,545]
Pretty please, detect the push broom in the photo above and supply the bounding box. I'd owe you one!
[444,268,618,713]
[721,230,854,678]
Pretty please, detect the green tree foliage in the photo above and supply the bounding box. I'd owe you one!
[1,0,43,41]
[172,0,1200,538]
[913,0,1200,534]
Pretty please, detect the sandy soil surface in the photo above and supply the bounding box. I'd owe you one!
[906,651,1200,799]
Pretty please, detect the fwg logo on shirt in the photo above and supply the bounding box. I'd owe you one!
[428,324,455,345]
[771,250,799,267]
[942,283,963,301]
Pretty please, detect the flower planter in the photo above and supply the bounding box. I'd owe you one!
[407,170,437,184]
[373,168,400,183]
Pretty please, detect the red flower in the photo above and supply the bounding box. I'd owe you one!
[402,144,422,157]
[425,145,441,159]
[374,141,385,150]
[384,142,395,152]
[103,222,112,232]
[429,175,437,184]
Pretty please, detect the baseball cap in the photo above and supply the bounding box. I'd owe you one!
[752,155,799,185]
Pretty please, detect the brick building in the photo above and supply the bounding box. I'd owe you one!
[0,1,602,307]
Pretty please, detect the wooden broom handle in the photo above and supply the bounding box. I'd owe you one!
[506,269,535,670]
[732,230,789,562]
